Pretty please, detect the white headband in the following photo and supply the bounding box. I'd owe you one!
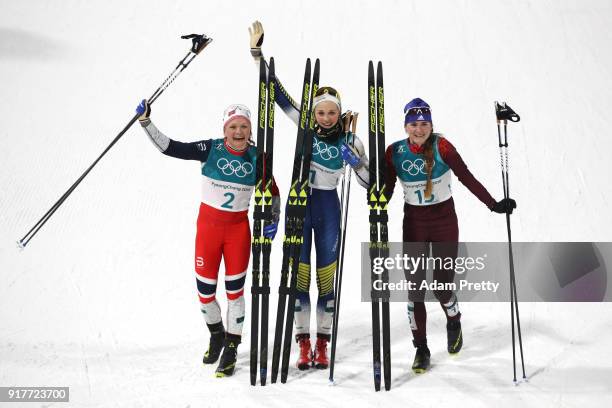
[312,92,341,111]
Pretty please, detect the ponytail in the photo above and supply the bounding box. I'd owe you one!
[422,134,436,200]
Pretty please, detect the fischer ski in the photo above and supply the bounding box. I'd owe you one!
[271,58,320,384]
[250,56,276,386]
[367,60,391,391]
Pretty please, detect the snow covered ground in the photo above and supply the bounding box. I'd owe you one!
[2,0,612,406]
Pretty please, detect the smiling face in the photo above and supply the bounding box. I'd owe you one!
[314,101,340,129]
[223,117,251,151]
[405,121,433,147]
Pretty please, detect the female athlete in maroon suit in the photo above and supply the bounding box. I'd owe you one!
[384,98,516,373]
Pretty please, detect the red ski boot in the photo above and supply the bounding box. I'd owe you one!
[313,334,330,369]
[296,334,312,370]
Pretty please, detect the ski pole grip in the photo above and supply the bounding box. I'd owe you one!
[495,101,521,122]
[343,111,352,132]
[181,33,212,54]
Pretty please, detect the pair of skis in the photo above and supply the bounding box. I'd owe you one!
[271,58,320,384]
[250,57,276,386]
[368,61,391,391]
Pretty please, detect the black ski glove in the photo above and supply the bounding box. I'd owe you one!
[491,198,517,214]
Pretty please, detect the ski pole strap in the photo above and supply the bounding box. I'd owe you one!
[180,33,212,54]
[251,285,270,295]
[495,101,520,122]
[369,214,389,223]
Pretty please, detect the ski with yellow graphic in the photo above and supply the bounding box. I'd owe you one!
[367,60,391,391]
[271,58,320,384]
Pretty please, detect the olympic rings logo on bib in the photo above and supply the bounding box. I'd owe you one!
[216,158,254,178]
[401,158,434,176]
[312,140,339,160]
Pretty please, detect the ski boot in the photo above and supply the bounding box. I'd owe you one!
[202,322,225,364]
[412,339,431,374]
[447,320,463,354]
[215,334,240,377]
[295,334,313,370]
[313,334,330,369]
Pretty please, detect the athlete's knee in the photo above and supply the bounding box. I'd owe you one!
[315,262,336,296]
[225,270,247,300]
[433,290,453,304]
[296,263,311,292]
[196,273,218,304]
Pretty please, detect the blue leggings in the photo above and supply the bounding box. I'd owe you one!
[293,188,340,338]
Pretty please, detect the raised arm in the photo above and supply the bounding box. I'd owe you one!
[136,99,211,162]
[249,21,300,125]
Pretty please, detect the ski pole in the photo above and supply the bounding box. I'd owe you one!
[17,34,212,249]
[494,101,526,383]
[329,112,358,384]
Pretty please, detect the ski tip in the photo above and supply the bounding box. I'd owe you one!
[16,240,25,251]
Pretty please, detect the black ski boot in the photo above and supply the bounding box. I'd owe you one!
[202,322,225,364]
[215,334,241,377]
[411,339,431,374]
[447,320,463,354]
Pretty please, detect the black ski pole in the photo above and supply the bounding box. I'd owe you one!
[494,101,526,383]
[329,112,358,384]
[17,34,212,249]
